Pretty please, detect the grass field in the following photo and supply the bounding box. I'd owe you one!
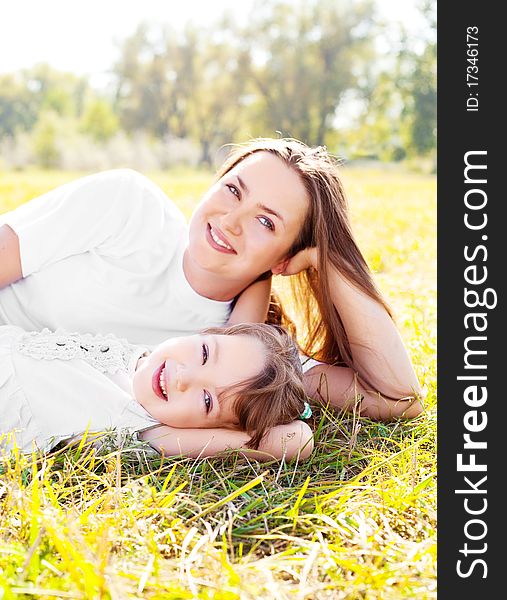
[0,166,436,599]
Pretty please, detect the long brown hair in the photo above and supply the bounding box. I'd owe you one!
[217,138,393,369]
[203,323,308,450]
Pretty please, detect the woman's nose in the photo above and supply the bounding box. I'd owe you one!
[221,208,243,236]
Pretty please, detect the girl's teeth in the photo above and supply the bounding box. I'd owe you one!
[159,368,167,398]
[210,227,232,250]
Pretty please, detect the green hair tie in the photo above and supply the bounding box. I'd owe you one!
[299,401,312,420]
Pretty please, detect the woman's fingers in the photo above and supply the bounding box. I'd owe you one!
[281,247,317,276]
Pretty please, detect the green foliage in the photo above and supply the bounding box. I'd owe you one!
[0,73,38,137]
[243,0,376,146]
[80,98,119,143]
[31,111,61,169]
[407,43,436,155]
[0,1,436,167]
[0,166,436,598]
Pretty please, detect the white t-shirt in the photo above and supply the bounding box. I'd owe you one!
[0,326,158,454]
[0,169,231,347]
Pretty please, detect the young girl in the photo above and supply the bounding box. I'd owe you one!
[0,138,422,433]
[0,323,313,461]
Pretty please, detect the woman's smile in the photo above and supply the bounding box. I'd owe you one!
[206,223,236,254]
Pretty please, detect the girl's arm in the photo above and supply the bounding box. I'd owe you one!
[0,225,22,288]
[284,248,422,406]
[139,419,314,462]
[226,277,272,325]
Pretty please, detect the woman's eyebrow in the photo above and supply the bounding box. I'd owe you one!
[237,175,285,225]
[257,203,284,223]
[236,175,249,195]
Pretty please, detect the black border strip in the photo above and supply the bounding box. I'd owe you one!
[438,3,501,596]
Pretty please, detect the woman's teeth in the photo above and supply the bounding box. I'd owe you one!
[210,226,232,250]
[159,368,168,398]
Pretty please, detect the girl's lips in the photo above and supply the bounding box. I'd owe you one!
[206,223,236,254]
[152,362,168,401]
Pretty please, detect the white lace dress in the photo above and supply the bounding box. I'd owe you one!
[0,326,158,454]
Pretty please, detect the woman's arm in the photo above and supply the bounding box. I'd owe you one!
[284,248,422,403]
[0,170,175,283]
[226,277,272,325]
[139,420,314,462]
[0,225,23,289]
[304,362,423,420]
[0,225,22,288]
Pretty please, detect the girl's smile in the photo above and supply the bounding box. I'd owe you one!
[153,362,168,400]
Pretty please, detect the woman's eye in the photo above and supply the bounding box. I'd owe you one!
[226,184,240,199]
[203,390,213,413]
[202,343,209,365]
[258,216,275,231]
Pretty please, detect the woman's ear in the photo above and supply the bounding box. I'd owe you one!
[271,258,290,276]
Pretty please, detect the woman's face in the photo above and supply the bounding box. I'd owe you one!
[133,333,266,428]
[187,152,309,283]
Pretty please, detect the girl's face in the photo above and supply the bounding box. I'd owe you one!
[133,334,266,428]
[187,152,309,284]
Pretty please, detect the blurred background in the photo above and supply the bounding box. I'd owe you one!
[0,0,436,172]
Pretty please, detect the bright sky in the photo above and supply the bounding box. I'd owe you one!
[1,0,431,84]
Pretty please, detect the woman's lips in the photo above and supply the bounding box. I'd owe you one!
[206,223,236,254]
[152,362,168,401]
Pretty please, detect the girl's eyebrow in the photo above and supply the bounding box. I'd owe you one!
[236,175,285,225]
[212,336,220,365]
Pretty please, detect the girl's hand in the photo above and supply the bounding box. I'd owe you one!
[281,247,318,276]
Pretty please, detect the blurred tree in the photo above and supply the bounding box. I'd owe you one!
[352,69,407,161]
[114,25,191,138]
[0,0,436,168]
[402,2,436,156]
[184,20,251,164]
[24,63,88,118]
[32,110,61,168]
[242,0,376,146]
[113,20,249,164]
[347,0,436,160]
[0,73,38,137]
[80,98,119,143]
[0,65,89,140]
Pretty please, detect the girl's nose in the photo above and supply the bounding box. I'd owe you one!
[175,364,189,392]
[175,364,200,393]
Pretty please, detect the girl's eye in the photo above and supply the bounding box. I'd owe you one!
[226,184,240,199]
[202,343,209,365]
[258,216,275,231]
[203,390,213,413]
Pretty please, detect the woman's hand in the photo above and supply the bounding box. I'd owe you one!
[0,225,23,289]
[280,247,318,276]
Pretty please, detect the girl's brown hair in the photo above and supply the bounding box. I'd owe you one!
[203,322,308,450]
[217,138,393,374]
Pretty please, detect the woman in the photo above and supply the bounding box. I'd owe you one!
[0,138,422,453]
